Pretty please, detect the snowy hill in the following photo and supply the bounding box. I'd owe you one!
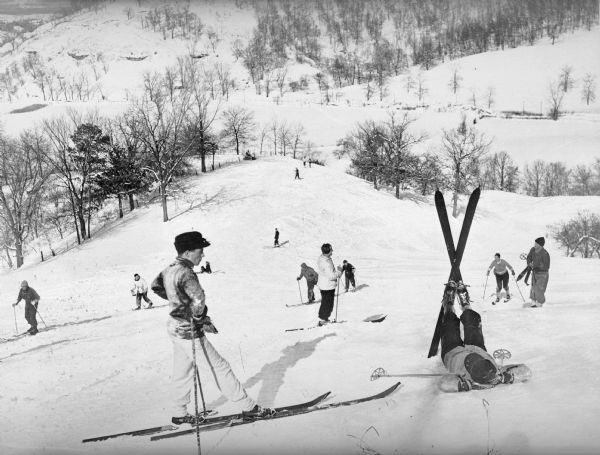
[1,156,600,455]
[0,2,599,168]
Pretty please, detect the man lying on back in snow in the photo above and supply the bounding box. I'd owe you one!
[439,300,531,392]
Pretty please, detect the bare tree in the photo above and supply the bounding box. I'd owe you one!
[547,80,565,120]
[523,160,546,197]
[278,122,293,156]
[481,151,519,191]
[559,65,575,92]
[290,123,306,159]
[441,117,492,216]
[275,65,288,98]
[581,73,596,105]
[0,129,51,267]
[485,86,495,110]
[269,119,278,155]
[570,164,594,195]
[416,71,428,105]
[448,66,463,95]
[221,106,256,155]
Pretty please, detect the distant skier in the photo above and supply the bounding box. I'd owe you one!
[12,280,40,335]
[296,263,319,303]
[294,168,300,180]
[316,243,342,326]
[151,231,274,425]
[438,298,531,392]
[486,253,515,303]
[200,261,212,274]
[131,273,153,310]
[274,228,280,247]
[341,260,357,292]
[528,237,550,307]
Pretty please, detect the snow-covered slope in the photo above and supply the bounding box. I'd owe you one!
[1,157,599,455]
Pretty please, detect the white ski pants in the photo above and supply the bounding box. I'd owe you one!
[170,334,256,416]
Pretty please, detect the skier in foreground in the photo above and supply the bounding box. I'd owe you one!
[486,253,515,303]
[316,243,342,326]
[439,298,531,392]
[12,280,41,335]
[151,231,274,424]
[296,262,318,303]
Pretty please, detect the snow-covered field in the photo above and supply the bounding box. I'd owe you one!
[1,2,600,455]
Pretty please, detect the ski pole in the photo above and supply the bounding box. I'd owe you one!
[334,277,340,322]
[195,367,207,416]
[370,367,444,381]
[13,304,18,334]
[296,280,303,304]
[482,274,489,302]
[189,317,202,455]
[34,305,48,329]
[512,274,526,303]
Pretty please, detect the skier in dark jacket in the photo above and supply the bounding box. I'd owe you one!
[528,237,550,307]
[341,260,356,292]
[439,299,531,392]
[12,280,40,335]
[151,231,274,425]
[200,261,212,273]
[294,168,300,180]
[274,228,280,247]
[296,263,318,302]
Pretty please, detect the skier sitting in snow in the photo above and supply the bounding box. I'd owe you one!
[296,263,318,303]
[341,260,356,292]
[12,280,40,335]
[439,299,531,392]
[131,273,153,310]
[151,231,274,425]
[486,253,515,303]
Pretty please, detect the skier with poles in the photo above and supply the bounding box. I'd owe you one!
[316,243,342,326]
[486,253,515,303]
[341,260,357,292]
[527,237,550,308]
[151,231,274,425]
[12,280,41,335]
[438,296,531,392]
[296,263,318,303]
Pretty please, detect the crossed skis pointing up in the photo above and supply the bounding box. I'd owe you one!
[427,188,480,358]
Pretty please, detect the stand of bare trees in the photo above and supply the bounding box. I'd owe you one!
[551,211,600,257]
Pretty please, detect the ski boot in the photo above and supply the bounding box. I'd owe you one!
[171,414,206,425]
[242,405,276,420]
[456,281,472,308]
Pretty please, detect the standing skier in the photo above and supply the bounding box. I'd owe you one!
[274,228,280,247]
[294,168,300,180]
[528,237,550,307]
[296,263,318,303]
[131,273,153,310]
[151,231,274,425]
[486,253,515,303]
[12,280,40,335]
[439,299,530,392]
[341,260,357,292]
[316,243,342,326]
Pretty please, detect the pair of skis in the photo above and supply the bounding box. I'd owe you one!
[82,382,401,443]
[427,188,480,358]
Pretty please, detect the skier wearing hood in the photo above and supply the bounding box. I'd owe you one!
[12,280,40,335]
[296,263,318,303]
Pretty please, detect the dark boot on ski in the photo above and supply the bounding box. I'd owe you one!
[171,414,205,425]
[242,405,276,420]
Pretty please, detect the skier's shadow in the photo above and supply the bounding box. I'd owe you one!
[207,334,335,409]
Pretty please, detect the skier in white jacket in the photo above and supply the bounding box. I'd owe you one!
[131,273,153,310]
[316,243,341,326]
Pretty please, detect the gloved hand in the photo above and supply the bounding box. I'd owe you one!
[296,277,300,281]
[511,271,515,276]
[12,302,17,307]
[194,315,218,334]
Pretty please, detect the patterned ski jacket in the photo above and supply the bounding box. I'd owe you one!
[487,259,514,276]
[151,257,207,339]
[317,254,340,290]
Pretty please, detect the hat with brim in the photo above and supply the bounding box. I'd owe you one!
[174,231,211,252]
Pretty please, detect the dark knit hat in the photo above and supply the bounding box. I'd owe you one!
[21,280,28,287]
[174,231,211,253]
[464,353,497,384]
[535,237,545,247]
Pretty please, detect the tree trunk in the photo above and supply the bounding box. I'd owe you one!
[15,238,23,268]
[118,194,123,218]
[161,183,169,222]
[201,153,207,173]
[5,245,13,268]
[129,193,135,212]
